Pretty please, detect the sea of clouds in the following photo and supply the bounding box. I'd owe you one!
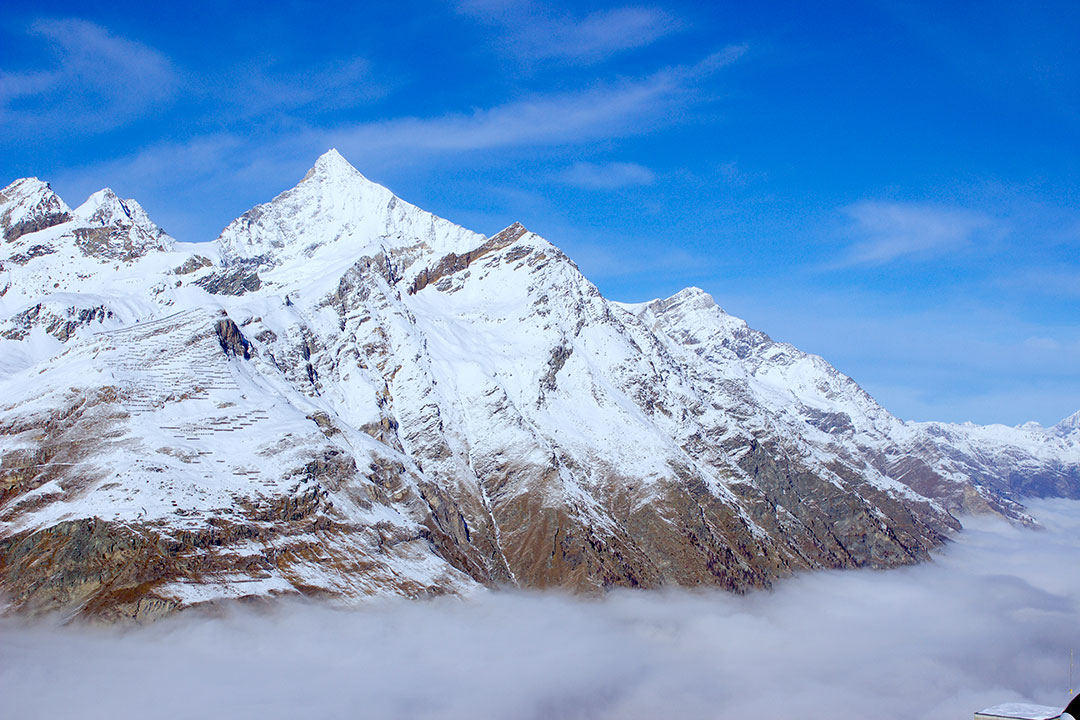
[2,499,1078,720]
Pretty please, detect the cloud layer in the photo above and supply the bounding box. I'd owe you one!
[2,500,1078,720]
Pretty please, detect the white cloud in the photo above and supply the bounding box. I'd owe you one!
[63,45,744,198]
[41,45,746,242]
[532,7,680,62]
[322,47,744,162]
[1024,336,1061,351]
[456,2,681,62]
[0,19,177,133]
[207,56,385,119]
[2,499,1078,719]
[329,76,678,156]
[1002,266,1080,298]
[557,161,655,189]
[837,201,1000,266]
[45,73,681,239]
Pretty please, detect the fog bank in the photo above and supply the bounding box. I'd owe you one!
[3,500,1079,720]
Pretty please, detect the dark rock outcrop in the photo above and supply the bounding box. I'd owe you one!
[408,222,529,295]
[195,267,262,295]
[215,318,252,359]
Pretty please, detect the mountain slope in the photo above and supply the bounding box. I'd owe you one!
[1,152,1076,621]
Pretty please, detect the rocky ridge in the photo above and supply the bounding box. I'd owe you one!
[0,149,1077,622]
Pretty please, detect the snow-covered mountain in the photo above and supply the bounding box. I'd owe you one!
[1,150,1077,622]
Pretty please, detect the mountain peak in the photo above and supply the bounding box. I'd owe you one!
[658,286,719,312]
[302,148,365,184]
[76,188,151,228]
[216,149,484,265]
[69,188,175,255]
[0,177,73,242]
[82,187,119,207]
[317,147,349,168]
[1056,409,1080,435]
[1,177,56,203]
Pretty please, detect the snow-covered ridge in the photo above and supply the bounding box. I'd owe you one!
[1056,409,1080,436]
[0,149,1077,622]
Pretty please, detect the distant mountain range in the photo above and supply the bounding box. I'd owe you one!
[1,149,1076,622]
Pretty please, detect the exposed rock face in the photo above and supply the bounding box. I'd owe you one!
[7,243,58,266]
[0,149,1077,622]
[0,303,114,342]
[408,222,529,294]
[214,317,251,359]
[175,255,213,274]
[194,266,262,295]
[0,178,72,243]
[68,189,174,261]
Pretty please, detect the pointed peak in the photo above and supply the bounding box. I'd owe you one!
[1,178,69,213]
[76,188,152,217]
[318,147,348,166]
[216,149,485,265]
[302,148,365,183]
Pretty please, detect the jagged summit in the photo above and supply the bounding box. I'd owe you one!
[0,177,72,242]
[63,188,175,258]
[1,177,56,203]
[0,180,174,272]
[75,188,161,232]
[1057,410,1080,436]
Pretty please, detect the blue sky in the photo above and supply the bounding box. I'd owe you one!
[2,0,1078,426]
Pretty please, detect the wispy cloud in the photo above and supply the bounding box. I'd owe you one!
[1000,265,1080,299]
[1023,336,1061,352]
[555,161,655,189]
[46,44,746,242]
[835,201,1000,267]
[0,19,177,134]
[0,18,382,138]
[456,2,682,63]
[529,7,681,62]
[69,45,745,193]
[206,57,385,120]
[324,46,745,161]
[60,69,688,202]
